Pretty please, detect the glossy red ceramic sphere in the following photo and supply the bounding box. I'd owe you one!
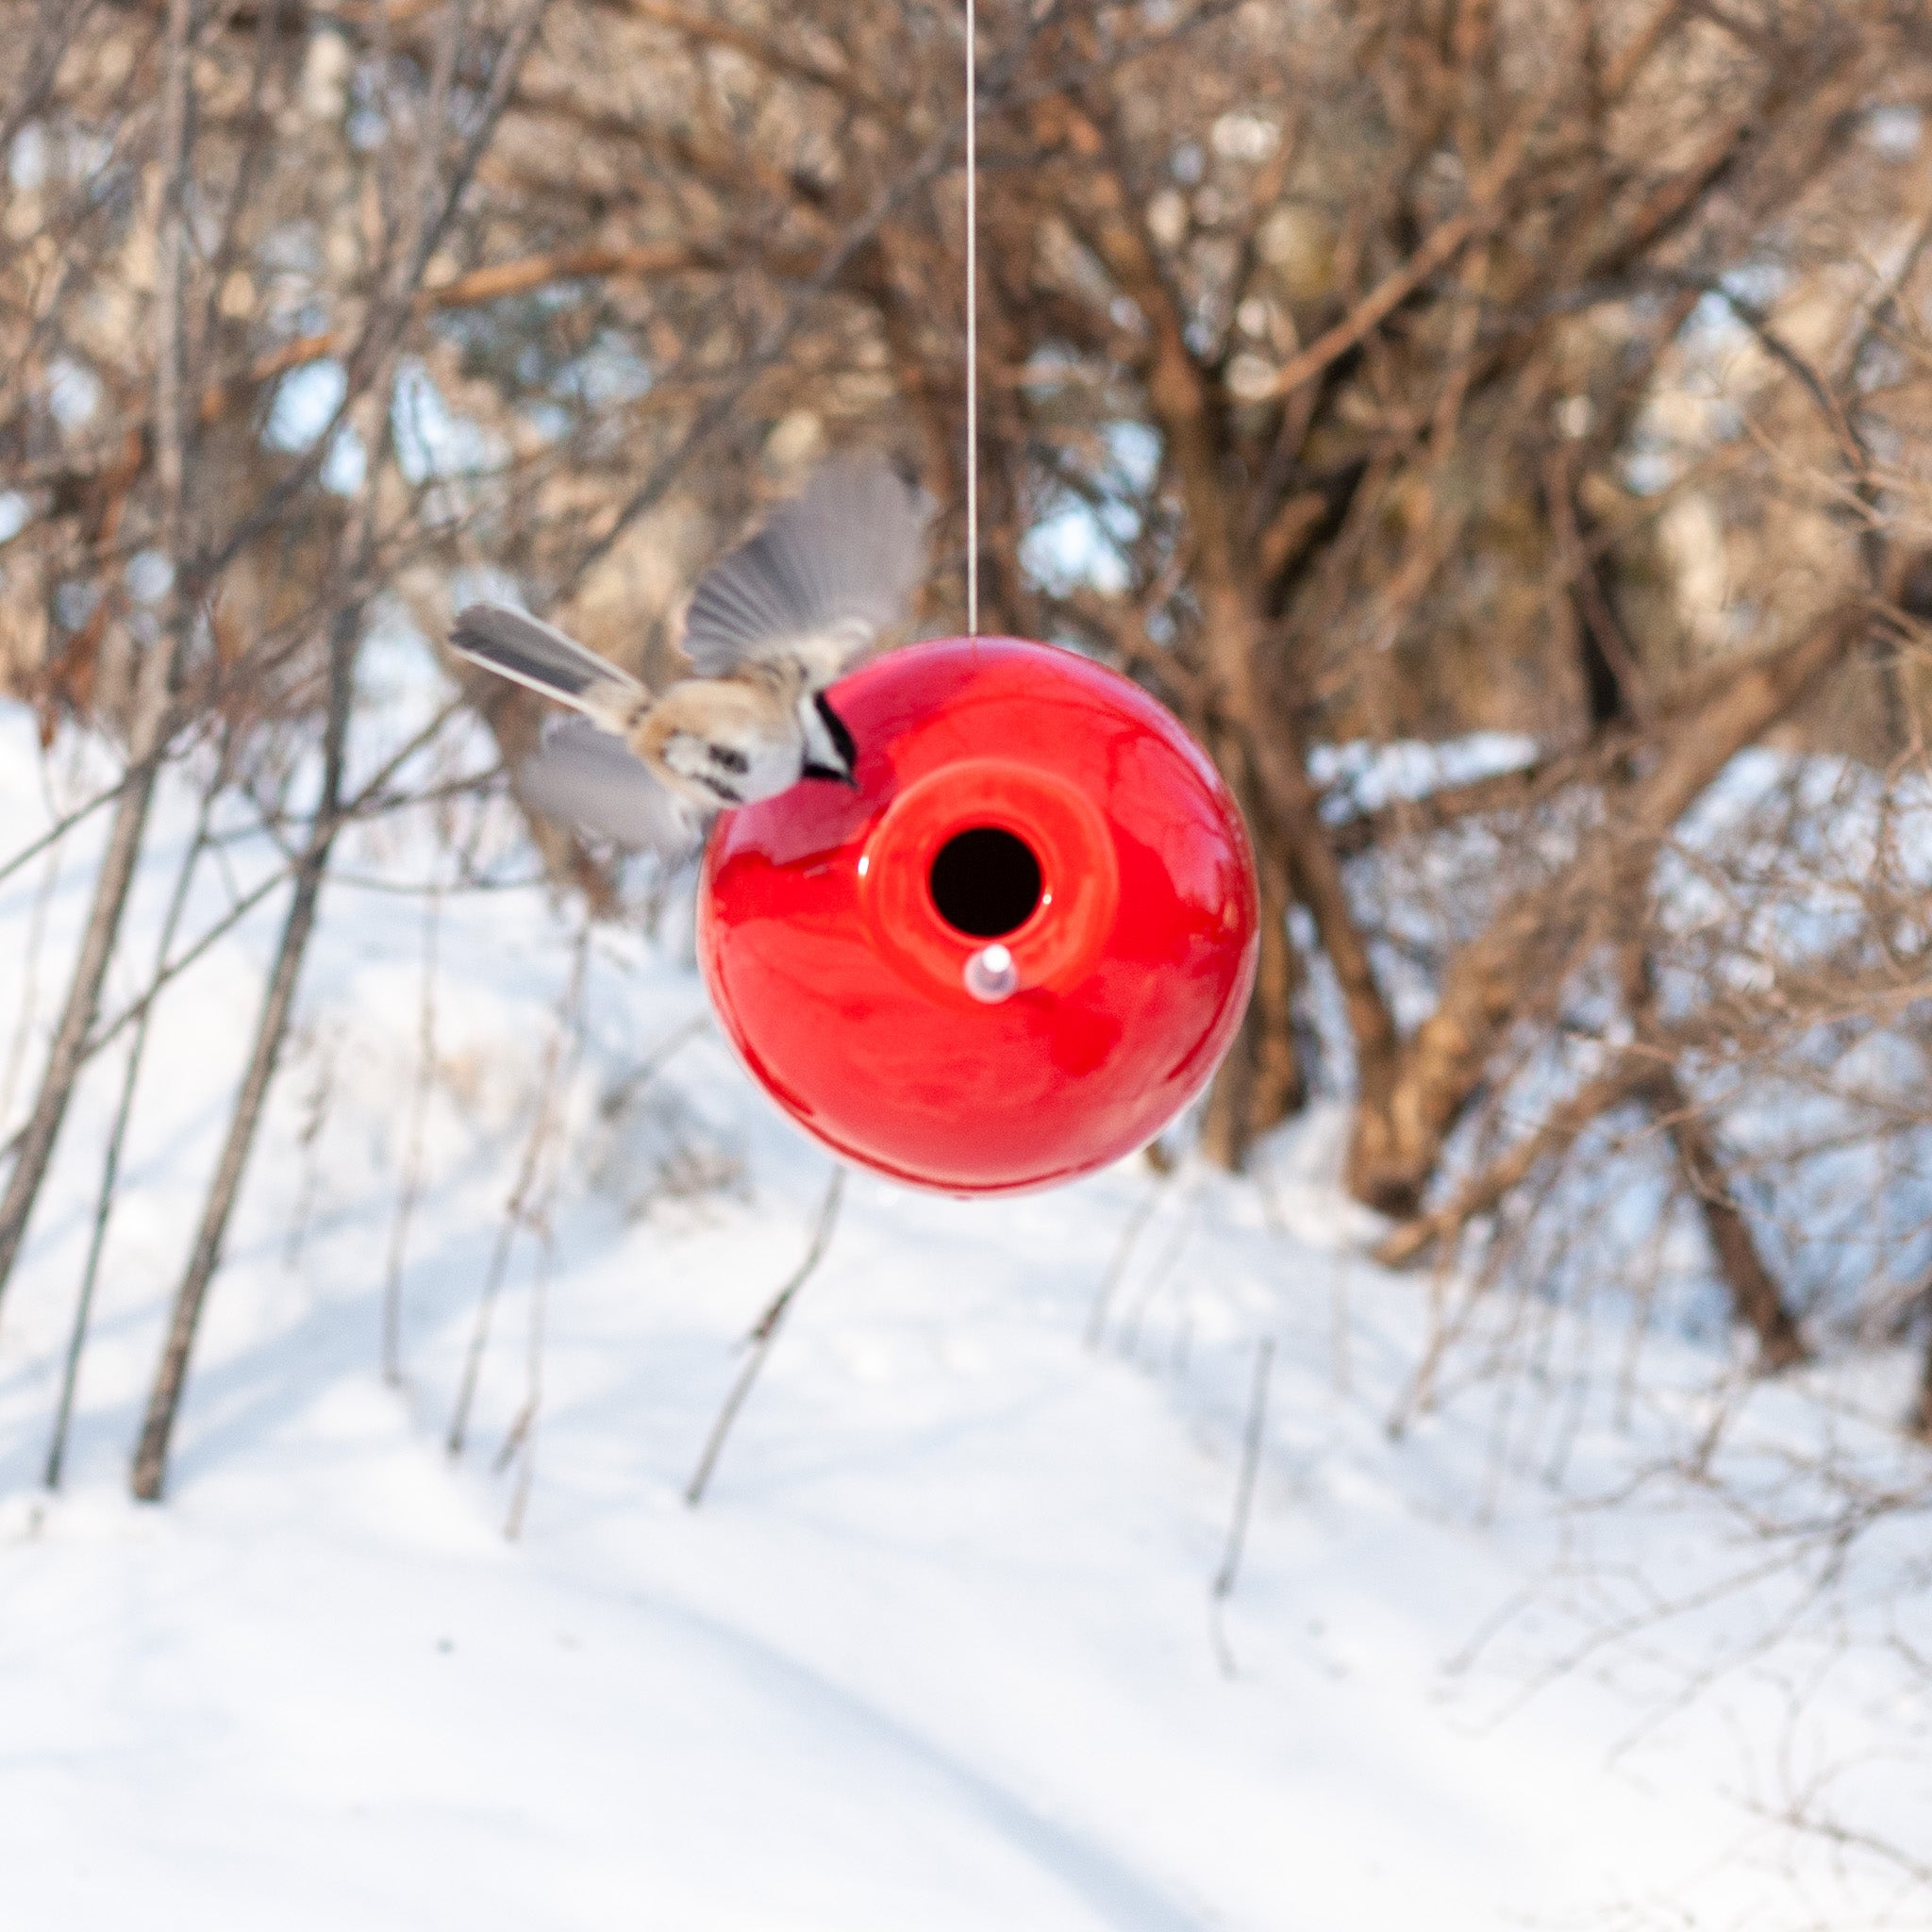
[698,638,1258,1194]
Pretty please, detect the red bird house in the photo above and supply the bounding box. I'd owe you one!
[698,638,1259,1194]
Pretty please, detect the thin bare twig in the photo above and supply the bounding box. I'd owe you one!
[685,1165,845,1508]
[381,878,442,1384]
[447,922,591,1459]
[45,750,224,1489]
[1209,1335,1275,1678]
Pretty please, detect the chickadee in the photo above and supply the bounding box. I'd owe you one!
[449,453,930,857]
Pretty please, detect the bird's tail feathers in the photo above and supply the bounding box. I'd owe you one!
[450,602,646,725]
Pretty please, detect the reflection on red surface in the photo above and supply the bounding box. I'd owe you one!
[698,638,1258,1195]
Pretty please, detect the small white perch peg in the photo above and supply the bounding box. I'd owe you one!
[963,942,1019,1004]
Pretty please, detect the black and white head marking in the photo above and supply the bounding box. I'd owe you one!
[801,691,859,787]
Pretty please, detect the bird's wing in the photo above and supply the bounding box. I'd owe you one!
[680,453,931,685]
[518,716,703,858]
[451,603,645,719]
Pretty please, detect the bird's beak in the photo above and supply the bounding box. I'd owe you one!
[804,691,860,788]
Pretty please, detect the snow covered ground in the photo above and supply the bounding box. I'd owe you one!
[2,698,1929,1931]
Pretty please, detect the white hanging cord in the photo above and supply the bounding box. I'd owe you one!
[963,0,979,636]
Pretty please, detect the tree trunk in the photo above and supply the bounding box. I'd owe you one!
[1623,947,1806,1372]
[0,0,195,1313]
[1200,813,1302,1169]
[46,773,219,1487]
[1069,117,1391,1174]
[1645,1069,1807,1373]
[0,736,170,1307]
[130,620,357,1501]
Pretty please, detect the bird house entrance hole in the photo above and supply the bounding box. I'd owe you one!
[928,825,1042,938]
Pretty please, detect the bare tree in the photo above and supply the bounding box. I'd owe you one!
[4,0,1932,1499]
